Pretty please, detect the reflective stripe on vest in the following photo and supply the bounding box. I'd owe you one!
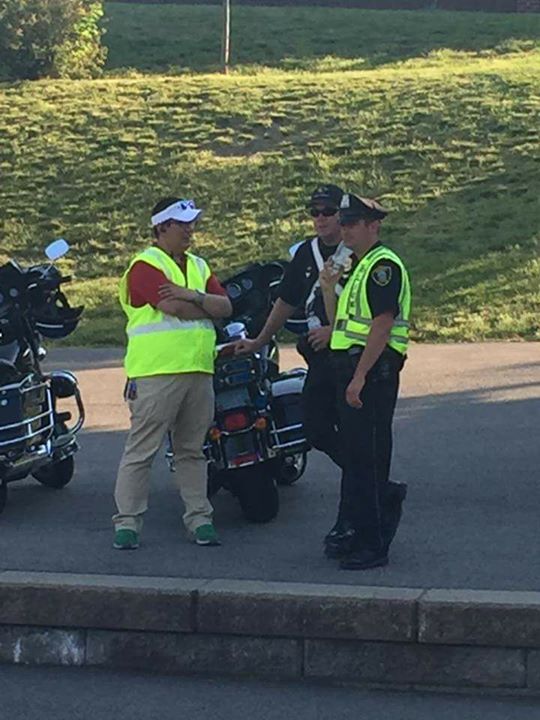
[334,319,409,350]
[119,246,216,377]
[330,245,411,355]
[127,318,214,338]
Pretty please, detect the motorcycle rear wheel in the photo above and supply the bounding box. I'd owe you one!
[32,454,74,489]
[235,464,279,523]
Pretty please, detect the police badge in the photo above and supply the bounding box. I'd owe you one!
[372,265,392,287]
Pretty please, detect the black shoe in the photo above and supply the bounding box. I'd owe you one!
[324,530,356,559]
[324,520,349,545]
[339,548,388,571]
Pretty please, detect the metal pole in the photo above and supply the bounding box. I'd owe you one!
[222,0,231,74]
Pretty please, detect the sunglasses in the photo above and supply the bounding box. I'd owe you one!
[309,207,338,218]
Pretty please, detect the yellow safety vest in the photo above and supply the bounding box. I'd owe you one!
[119,246,216,377]
[330,244,411,356]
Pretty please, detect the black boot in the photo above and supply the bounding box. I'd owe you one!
[340,547,389,571]
[323,514,356,558]
[324,519,352,545]
[324,527,356,558]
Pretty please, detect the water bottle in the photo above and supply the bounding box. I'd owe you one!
[329,243,353,272]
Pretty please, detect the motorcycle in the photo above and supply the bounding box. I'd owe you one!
[167,260,310,523]
[0,239,85,515]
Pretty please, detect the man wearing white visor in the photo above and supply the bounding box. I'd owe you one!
[113,196,232,550]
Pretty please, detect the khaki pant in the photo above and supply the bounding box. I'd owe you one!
[113,373,214,536]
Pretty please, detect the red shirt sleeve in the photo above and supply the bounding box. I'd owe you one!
[128,262,169,308]
[206,273,228,297]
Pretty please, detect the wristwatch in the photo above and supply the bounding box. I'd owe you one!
[193,289,206,307]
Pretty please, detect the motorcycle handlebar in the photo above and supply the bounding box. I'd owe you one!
[27,265,67,292]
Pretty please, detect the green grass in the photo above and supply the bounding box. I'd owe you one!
[104,3,540,73]
[0,4,539,345]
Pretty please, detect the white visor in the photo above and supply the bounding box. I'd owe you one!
[151,199,202,227]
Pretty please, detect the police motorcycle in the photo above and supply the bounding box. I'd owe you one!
[0,239,85,515]
[167,260,309,523]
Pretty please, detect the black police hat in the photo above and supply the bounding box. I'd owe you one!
[308,184,344,208]
[339,193,389,224]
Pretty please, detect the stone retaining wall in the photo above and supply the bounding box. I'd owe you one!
[2,572,540,693]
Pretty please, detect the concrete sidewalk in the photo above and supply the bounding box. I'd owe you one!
[0,342,538,591]
[42,341,540,431]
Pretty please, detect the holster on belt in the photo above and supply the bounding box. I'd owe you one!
[332,347,405,382]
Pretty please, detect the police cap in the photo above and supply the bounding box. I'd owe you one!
[308,184,344,208]
[339,193,389,224]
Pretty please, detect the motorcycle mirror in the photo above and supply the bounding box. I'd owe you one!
[288,242,302,258]
[45,238,70,261]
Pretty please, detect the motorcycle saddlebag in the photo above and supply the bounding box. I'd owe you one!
[269,369,308,453]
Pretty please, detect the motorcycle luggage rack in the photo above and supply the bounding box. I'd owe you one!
[0,377,54,450]
[268,369,307,453]
[269,422,307,451]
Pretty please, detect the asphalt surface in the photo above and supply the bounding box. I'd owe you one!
[2,666,540,720]
[1,343,539,590]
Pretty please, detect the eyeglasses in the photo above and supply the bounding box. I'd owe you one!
[309,207,338,218]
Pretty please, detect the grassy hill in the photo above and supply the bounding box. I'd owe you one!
[104,3,540,73]
[0,4,538,344]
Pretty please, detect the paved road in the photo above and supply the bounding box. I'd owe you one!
[2,666,540,720]
[1,343,539,590]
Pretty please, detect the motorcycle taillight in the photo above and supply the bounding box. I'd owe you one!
[223,410,251,432]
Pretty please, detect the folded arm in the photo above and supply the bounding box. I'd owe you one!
[158,284,232,319]
[157,298,211,320]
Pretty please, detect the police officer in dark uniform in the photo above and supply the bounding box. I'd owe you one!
[234,184,353,535]
[320,193,411,570]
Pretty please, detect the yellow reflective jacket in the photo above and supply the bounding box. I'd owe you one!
[119,246,216,377]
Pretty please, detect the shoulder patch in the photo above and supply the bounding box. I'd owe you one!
[371,264,392,287]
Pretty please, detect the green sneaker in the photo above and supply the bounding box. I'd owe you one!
[113,529,139,550]
[194,524,221,546]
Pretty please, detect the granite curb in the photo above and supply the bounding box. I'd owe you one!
[1,571,540,693]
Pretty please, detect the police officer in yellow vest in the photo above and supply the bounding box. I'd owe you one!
[113,197,232,550]
[320,193,411,571]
